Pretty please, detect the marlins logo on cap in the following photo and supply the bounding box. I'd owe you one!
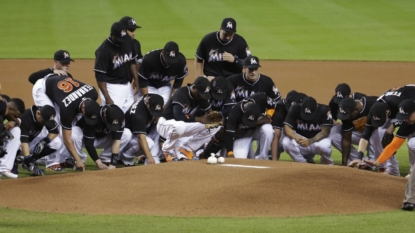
[63,52,70,58]
[336,92,343,98]
[227,21,233,29]
[130,18,137,26]
[304,108,311,114]
[373,115,381,121]
[248,115,254,121]
[112,119,118,125]
[155,104,161,110]
[399,107,406,114]
[121,29,127,37]
[205,86,210,93]
[169,51,175,57]
[339,107,346,114]
[250,58,257,65]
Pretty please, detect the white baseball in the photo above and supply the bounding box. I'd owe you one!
[207,153,217,164]
[217,157,225,164]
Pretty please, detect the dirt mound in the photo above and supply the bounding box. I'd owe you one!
[0,159,407,217]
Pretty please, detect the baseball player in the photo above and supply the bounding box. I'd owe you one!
[18,105,61,175]
[157,76,219,161]
[271,90,308,161]
[28,50,74,85]
[121,94,164,165]
[119,16,143,70]
[137,41,188,104]
[363,99,415,210]
[33,74,101,171]
[330,83,366,122]
[195,17,250,77]
[349,85,415,175]
[94,22,138,113]
[0,96,25,178]
[282,97,334,164]
[227,56,281,105]
[330,96,378,166]
[63,104,131,170]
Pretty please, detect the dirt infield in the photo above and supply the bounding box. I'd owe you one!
[0,59,414,217]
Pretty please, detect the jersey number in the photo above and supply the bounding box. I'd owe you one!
[57,78,80,93]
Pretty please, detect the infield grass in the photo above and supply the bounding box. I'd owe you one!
[0,0,414,61]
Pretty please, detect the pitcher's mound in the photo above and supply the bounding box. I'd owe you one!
[0,159,407,217]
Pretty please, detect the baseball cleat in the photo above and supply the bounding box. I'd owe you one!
[46,164,65,172]
[178,147,194,160]
[0,170,18,179]
[162,152,177,162]
[401,202,415,211]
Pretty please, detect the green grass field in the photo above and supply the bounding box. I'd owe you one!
[0,0,414,61]
[1,0,415,232]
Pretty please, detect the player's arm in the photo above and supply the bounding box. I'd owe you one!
[194,58,204,77]
[283,124,302,141]
[96,73,114,105]
[365,137,405,167]
[130,62,139,95]
[341,130,353,166]
[309,125,331,143]
[21,142,30,156]
[62,129,85,171]
[271,128,282,161]
[28,68,55,85]
[138,134,155,164]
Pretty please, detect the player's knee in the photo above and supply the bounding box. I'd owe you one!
[259,124,273,137]
[408,138,415,150]
[171,121,186,137]
[49,136,62,150]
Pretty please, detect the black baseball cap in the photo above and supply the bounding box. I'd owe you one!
[163,41,180,64]
[210,76,229,101]
[369,102,389,128]
[83,99,100,126]
[300,97,318,121]
[105,105,124,132]
[54,50,74,64]
[284,90,308,111]
[333,83,351,104]
[221,18,237,33]
[119,16,141,29]
[38,105,56,129]
[110,22,131,43]
[148,94,164,117]
[242,103,262,128]
[194,76,211,100]
[396,99,415,121]
[244,56,261,69]
[337,98,357,120]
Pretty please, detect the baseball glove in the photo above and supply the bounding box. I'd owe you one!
[353,116,367,133]
[382,132,394,148]
[205,111,224,129]
[256,114,272,126]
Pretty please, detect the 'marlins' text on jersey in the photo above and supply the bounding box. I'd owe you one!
[62,84,95,107]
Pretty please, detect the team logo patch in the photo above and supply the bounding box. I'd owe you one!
[169,51,175,57]
[373,115,381,121]
[304,108,311,114]
[129,18,136,26]
[399,107,407,114]
[91,115,97,119]
[216,89,223,94]
[226,21,233,29]
[248,115,255,121]
[273,86,279,95]
[205,86,210,93]
[49,115,55,121]
[246,47,251,56]
[155,104,161,110]
[339,107,346,114]
[112,119,119,125]
[250,58,257,65]
[121,30,127,37]
[63,52,70,58]
[336,92,343,98]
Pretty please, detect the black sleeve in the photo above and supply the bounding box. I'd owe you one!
[93,49,110,76]
[173,104,193,122]
[95,71,107,82]
[172,78,184,89]
[84,138,99,161]
[111,129,123,140]
[138,74,149,88]
[283,105,300,129]
[362,125,375,140]
[221,104,233,118]
[329,98,338,121]
[19,119,30,143]
[28,68,53,84]
[0,100,6,116]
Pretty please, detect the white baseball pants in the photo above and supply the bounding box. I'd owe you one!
[31,127,63,167]
[0,127,21,173]
[282,134,333,164]
[100,82,134,113]
[136,86,171,106]
[233,124,274,159]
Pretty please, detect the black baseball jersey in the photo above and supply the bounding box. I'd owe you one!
[125,94,156,135]
[272,99,291,130]
[76,105,123,140]
[19,106,59,143]
[162,84,211,121]
[340,96,377,132]
[210,89,237,113]
[284,104,332,138]
[94,37,137,84]
[138,49,188,89]
[377,85,415,119]
[0,98,6,116]
[28,68,73,85]
[195,31,250,77]
[132,39,143,64]
[225,102,254,138]
[395,122,415,138]
[45,74,98,130]
[227,73,281,104]
[329,92,366,121]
